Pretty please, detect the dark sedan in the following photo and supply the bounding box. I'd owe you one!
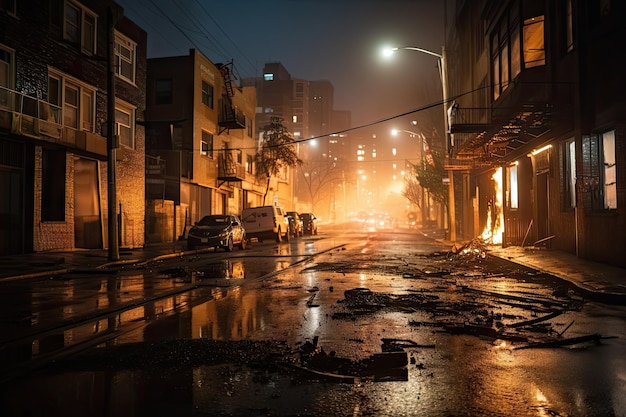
[187,215,247,251]
[300,212,318,235]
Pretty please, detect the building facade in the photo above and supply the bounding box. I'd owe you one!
[446,0,626,267]
[144,49,261,242]
[0,0,147,255]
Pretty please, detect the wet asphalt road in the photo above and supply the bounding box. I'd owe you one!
[1,227,625,416]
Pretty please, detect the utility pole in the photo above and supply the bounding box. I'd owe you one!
[440,47,456,242]
[107,6,119,261]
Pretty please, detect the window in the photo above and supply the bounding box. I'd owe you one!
[115,101,135,148]
[201,81,214,109]
[565,0,574,53]
[155,79,172,105]
[49,71,96,132]
[201,131,213,158]
[246,154,253,174]
[236,149,242,164]
[0,46,14,109]
[581,131,617,210]
[507,164,519,209]
[263,73,274,81]
[115,32,136,84]
[42,149,66,221]
[246,116,252,137]
[491,8,521,101]
[603,131,617,209]
[560,139,576,209]
[1,0,16,15]
[523,16,545,68]
[81,89,94,131]
[64,1,97,55]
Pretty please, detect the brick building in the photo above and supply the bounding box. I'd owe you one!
[144,49,260,242]
[446,0,626,267]
[0,0,147,254]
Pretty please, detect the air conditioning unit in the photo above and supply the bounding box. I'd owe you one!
[11,113,40,138]
[39,120,63,140]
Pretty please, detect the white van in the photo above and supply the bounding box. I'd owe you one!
[241,206,290,243]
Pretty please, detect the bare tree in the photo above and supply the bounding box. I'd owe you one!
[299,157,343,214]
[254,116,301,204]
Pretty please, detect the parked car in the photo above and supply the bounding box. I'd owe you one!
[241,206,290,243]
[187,214,247,251]
[286,211,303,237]
[300,212,318,235]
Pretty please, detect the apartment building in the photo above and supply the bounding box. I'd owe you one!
[446,0,626,267]
[0,0,147,255]
[144,49,260,242]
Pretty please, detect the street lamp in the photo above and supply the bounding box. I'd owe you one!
[383,45,456,241]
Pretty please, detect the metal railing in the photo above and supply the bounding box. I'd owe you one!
[0,85,62,124]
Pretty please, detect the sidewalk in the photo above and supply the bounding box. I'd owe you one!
[488,245,626,304]
[1,235,625,304]
[0,241,191,282]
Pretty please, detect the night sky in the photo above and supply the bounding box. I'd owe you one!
[116,0,446,134]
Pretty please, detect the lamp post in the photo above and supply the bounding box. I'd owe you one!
[383,46,456,241]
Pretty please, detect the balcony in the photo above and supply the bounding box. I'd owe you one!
[448,106,490,134]
[217,97,246,133]
[451,77,568,165]
[217,152,246,184]
[0,86,106,157]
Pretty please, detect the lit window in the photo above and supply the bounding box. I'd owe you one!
[115,32,136,84]
[201,131,213,158]
[603,131,617,209]
[582,131,617,210]
[523,16,545,68]
[49,70,96,132]
[115,100,135,148]
[263,73,274,81]
[507,164,518,209]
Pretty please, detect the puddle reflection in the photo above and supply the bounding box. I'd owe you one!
[193,260,245,280]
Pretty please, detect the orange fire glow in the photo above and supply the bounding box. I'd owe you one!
[481,167,504,244]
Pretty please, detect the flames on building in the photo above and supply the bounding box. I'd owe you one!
[481,167,504,245]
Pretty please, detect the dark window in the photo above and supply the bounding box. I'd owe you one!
[559,139,576,210]
[1,0,16,15]
[202,81,214,109]
[42,149,66,221]
[155,79,172,105]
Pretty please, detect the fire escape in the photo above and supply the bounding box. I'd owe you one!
[216,63,246,185]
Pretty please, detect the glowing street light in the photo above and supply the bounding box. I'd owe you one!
[383,44,456,241]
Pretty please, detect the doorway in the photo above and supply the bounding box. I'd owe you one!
[74,158,102,249]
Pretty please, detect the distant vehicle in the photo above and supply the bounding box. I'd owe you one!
[300,212,318,235]
[187,214,247,251]
[407,212,417,229]
[241,206,290,243]
[286,211,303,237]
